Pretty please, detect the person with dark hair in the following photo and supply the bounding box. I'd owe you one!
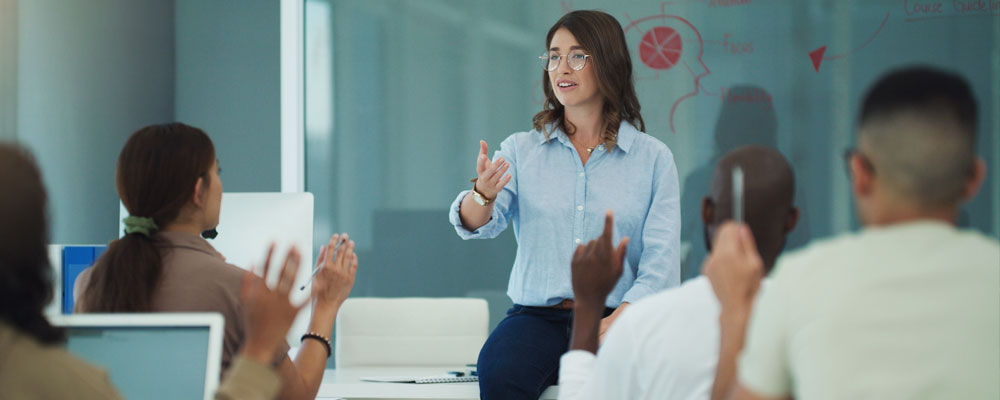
[560,146,798,400]
[74,123,358,400]
[0,143,120,398]
[706,66,999,399]
[447,10,680,400]
[0,142,318,400]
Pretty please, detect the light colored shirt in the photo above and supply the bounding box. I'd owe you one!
[449,121,680,307]
[739,220,1000,399]
[559,276,759,400]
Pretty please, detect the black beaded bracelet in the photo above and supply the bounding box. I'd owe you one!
[300,332,332,358]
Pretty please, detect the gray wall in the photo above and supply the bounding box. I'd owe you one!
[175,0,282,192]
[16,0,176,243]
[8,0,283,243]
[1,0,17,141]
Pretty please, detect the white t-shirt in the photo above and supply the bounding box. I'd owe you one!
[559,276,736,400]
[739,220,1000,399]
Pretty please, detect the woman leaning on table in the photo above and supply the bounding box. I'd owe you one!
[448,9,680,400]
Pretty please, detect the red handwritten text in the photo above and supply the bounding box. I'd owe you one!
[722,34,754,55]
[720,87,772,106]
[709,0,751,7]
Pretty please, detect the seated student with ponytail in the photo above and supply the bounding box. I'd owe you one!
[0,142,315,400]
[74,123,358,400]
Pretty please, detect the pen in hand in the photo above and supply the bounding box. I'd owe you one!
[299,237,346,291]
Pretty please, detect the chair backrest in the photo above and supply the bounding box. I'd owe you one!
[335,297,489,368]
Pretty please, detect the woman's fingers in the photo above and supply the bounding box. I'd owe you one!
[325,234,341,266]
[480,157,506,182]
[276,247,301,294]
[476,141,489,174]
[260,243,275,278]
[496,173,513,190]
[339,240,356,271]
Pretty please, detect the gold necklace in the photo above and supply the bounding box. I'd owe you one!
[572,137,600,154]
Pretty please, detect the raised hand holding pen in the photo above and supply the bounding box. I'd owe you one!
[310,233,358,310]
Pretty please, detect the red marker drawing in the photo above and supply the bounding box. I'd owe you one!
[809,11,890,72]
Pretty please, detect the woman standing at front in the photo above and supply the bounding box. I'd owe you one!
[448,10,680,399]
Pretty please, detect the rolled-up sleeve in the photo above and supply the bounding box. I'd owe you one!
[622,147,680,304]
[214,356,281,400]
[448,136,519,240]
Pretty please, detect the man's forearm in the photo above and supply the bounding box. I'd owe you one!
[570,302,605,353]
[712,307,751,400]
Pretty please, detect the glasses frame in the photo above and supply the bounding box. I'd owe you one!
[539,51,591,72]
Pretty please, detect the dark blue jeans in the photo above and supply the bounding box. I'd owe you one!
[477,304,614,400]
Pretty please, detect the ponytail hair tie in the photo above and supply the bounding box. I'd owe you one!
[123,216,159,237]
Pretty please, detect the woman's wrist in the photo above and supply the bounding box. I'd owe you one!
[242,338,277,365]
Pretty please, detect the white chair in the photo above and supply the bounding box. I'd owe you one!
[334,297,489,368]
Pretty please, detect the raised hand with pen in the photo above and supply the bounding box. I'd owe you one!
[264,234,357,400]
[309,234,358,309]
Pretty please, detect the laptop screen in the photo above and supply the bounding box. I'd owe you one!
[52,313,223,400]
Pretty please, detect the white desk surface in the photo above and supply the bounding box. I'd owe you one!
[317,367,559,400]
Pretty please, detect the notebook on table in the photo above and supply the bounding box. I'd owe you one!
[362,375,479,384]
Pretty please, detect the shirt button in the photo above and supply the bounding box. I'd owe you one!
[575,238,581,244]
[579,172,584,177]
[577,205,583,211]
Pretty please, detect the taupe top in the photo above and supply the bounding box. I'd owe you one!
[0,321,122,399]
[75,230,290,371]
[0,321,281,399]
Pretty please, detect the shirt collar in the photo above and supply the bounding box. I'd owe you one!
[157,230,225,260]
[537,120,638,154]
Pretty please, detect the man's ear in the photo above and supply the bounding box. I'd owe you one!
[961,157,987,202]
[191,176,206,208]
[701,196,714,225]
[785,207,800,234]
[849,154,874,198]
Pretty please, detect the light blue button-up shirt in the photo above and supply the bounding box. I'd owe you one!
[449,121,680,307]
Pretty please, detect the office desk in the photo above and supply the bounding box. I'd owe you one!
[316,367,559,400]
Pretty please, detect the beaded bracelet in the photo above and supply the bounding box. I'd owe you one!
[300,332,332,358]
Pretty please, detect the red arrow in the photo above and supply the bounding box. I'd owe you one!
[809,12,889,72]
[809,46,827,72]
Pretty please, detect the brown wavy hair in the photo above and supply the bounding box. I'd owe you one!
[532,10,645,149]
[0,144,64,344]
[79,123,215,312]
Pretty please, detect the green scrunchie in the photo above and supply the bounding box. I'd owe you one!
[123,216,159,237]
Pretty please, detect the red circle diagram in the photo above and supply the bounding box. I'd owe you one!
[639,26,682,70]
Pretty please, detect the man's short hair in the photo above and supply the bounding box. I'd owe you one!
[857,66,978,208]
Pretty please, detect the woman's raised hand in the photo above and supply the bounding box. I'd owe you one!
[474,140,512,200]
[311,233,358,309]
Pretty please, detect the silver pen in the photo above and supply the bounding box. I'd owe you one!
[299,237,346,291]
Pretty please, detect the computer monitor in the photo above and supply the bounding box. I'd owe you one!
[120,192,314,345]
[49,313,224,400]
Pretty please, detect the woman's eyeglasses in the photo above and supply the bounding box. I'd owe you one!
[539,50,590,72]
